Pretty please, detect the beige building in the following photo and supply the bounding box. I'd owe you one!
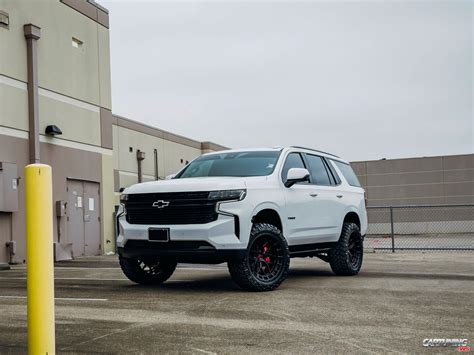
[351,154,474,207]
[0,0,226,265]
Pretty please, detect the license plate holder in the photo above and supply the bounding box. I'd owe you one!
[148,228,170,242]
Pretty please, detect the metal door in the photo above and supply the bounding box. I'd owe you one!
[0,213,12,263]
[66,180,101,257]
[83,182,101,256]
[67,180,85,257]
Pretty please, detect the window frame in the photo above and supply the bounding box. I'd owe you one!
[322,157,342,186]
[302,153,337,187]
[329,159,362,187]
[280,152,309,185]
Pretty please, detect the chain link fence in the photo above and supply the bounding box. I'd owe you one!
[365,204,474,252]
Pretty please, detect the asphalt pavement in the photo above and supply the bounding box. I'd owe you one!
[0,253,472,354]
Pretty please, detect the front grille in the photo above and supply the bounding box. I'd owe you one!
[125,191,217,225]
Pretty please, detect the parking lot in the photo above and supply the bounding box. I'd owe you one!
[0,253,472,354]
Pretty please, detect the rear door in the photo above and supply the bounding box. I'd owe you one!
[303,154,346,242]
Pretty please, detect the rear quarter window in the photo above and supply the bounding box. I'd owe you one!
[331,160,362,187]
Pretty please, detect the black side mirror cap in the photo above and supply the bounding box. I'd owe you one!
[284,174,310,188]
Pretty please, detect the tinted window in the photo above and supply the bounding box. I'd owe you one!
[281,153,306,183]
[332,160,362,187]
[176,151,280,178]
[306,154,331,185]
[324,157,341,185]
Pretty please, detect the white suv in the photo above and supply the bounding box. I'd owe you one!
[117,147,367,291]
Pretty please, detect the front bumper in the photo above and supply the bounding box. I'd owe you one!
[117,240,246,263]
[117,211,247,263]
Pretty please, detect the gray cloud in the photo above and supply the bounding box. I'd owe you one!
[101,0,473,161]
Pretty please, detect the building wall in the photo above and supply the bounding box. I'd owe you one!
[351,154,474,206]
[0,0,228,264]
[0,0,111,109]
[0,0,113,263]
[111,116,228,192]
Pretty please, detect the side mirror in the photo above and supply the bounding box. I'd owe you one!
[165,174,176,180]
[285,168,310,188]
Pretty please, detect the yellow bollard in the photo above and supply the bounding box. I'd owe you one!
[25,164,55,355]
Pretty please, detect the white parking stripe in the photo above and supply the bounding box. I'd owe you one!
[0,295,108,301]
[0,277,191,282]
[10,266,225,271]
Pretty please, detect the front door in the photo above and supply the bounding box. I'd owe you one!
[67,180,101,257]
[281,152,319,245]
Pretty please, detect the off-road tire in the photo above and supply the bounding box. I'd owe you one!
[328,222,363,276]
[119,256,177,285]
[228,223,290,292]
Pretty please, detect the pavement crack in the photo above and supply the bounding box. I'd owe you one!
[59,322,146,351]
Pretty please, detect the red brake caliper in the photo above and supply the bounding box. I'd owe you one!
[263,244,271,264]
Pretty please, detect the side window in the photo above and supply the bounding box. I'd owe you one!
[281,153,306,183]
[332,160,362,187]
[305,154,331,186]
[323,157,341,185]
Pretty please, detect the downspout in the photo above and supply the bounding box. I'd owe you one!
[24,24,41,164]
[153,149,158,180]
[136,150,145,183]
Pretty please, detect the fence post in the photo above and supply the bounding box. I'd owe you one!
[390,206,395,253]
[25,164,55,354]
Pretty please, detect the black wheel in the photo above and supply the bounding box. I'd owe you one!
[328,222,363,276]
[228,223,290,292]
[119,256,177,285]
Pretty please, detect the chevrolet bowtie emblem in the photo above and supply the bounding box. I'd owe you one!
[152,200,170,209]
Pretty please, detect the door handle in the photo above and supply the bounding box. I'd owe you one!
[336,194,344,198]
[309,193,318,197]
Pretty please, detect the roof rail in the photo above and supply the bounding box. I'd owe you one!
[289,146,340,158]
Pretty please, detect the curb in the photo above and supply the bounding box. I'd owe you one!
[0,263,11,271]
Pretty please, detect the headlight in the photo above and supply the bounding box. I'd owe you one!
[120,194,128,204]
[208,189,246,201]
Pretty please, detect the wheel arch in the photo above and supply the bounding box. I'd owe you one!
[343,210,361,230]
[251,205,284,234]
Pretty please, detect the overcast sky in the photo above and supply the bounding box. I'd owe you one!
[101,0,473,161]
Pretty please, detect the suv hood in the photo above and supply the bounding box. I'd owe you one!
[124,177,248,194]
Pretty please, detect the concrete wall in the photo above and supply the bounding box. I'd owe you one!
[0,0,228,264]
[0,0,111,109]
[352,155,474,236]
[112,115,228,192]
[351,154,474,206]
[0,0,114,263]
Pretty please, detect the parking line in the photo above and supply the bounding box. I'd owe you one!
[0,295,108,301]
[0,276,192,282]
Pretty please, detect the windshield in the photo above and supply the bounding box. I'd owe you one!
[175,151,281,178]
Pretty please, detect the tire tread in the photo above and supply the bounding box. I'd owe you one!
[228,223,290,292]
[328,222,363,276]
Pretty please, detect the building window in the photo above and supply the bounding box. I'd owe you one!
[0,10,9,29]
[72,37,83,48]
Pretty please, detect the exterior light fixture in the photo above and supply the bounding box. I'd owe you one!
[45,125,62,136]
[0,10,9,28]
